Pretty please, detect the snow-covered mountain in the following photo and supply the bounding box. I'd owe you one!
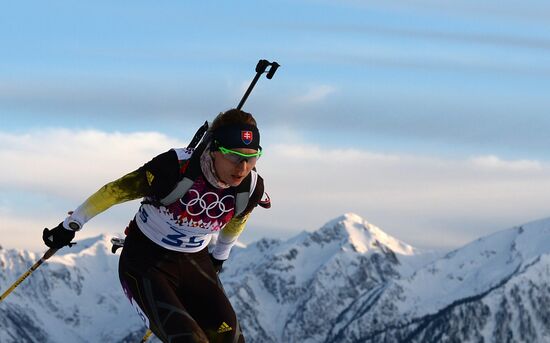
[0,236,148,343]
[324,216,550,343]
[1,213,549,342]
[220,213,438,343]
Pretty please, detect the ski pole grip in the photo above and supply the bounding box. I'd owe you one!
[43,248,58,260]
[255,60,270,74]
[266,62,280,79]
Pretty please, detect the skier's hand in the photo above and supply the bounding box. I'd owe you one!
[210,254,225,274]
[42,222,76,249]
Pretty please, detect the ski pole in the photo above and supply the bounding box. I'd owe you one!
[0,248,58,303]
[140,329,153,343]
[237,59,280,110]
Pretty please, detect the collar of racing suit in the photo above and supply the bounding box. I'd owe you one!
[199,142,231,190]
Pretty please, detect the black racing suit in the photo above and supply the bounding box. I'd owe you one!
[119,220,244,343]
[117,147,265,343]
[64,145,266,343]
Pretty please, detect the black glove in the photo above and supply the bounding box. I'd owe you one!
[42,222,76,249]
[210,254,225,274]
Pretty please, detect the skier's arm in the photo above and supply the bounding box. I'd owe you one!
[43,168,150,249]
[211,213,251,260]
[43,150,182,249]
[211,176,266,260]
[63,169,149,230]
[64,149,181,230]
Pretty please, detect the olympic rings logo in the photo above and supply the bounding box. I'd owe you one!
[180,190,235,219]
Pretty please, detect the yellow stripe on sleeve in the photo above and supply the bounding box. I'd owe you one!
[72,169,149,223]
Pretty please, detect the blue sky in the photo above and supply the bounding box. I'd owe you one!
[1,0,550,251]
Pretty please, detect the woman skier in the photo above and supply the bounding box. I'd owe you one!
[42,108,269,343]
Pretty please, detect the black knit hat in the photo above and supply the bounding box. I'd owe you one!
[211,123,260,150]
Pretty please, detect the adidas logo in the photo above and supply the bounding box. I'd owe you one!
[217,322,233,333]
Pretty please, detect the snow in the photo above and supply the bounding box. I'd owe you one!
[358,216,550,327]
[0,234,144,343]
[319,212,418,256]
[1,213,550,343]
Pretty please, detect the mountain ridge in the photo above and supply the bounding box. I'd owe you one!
[1,213,549,342]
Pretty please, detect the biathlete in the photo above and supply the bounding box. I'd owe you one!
[42,108,270,343]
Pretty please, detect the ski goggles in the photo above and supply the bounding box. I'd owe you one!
[218,145,263,164]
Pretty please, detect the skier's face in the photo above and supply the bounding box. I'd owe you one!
[212,148,258,186]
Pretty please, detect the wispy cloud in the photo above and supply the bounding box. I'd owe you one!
[2,130,549,252]
[292,85,336,104]
[0,129,185,198]
[0,78,230,119]
[272,20,550,52]
[259,143,550,249]
[470,155,543,172]
[314,0,550,25]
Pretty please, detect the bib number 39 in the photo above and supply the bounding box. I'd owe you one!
[161,227,204,248]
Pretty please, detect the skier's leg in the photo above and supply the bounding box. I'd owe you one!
[118,228,209,343]
[119,267,209,342]
[178,249,245,343]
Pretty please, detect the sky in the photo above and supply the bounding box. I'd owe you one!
[1,0,550,252]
